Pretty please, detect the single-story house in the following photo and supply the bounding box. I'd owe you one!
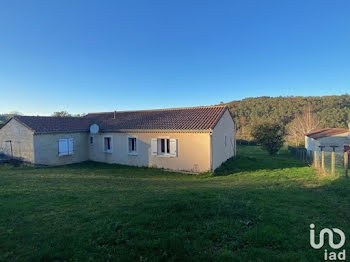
[0,106,236,172]
[305,127,350,153]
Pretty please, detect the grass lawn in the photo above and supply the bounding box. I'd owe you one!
[1,146,350,261]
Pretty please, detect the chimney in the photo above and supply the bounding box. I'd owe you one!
[113,110,117,119]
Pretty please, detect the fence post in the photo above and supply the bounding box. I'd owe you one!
[344,151,349,178]
[319,146,325,171]
[330,146,338,175]
[313,151,319,169]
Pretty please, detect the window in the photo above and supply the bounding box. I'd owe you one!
[128,137,137,154]
[159,138,170,154]
[103,137,112,153]
[90,137,94,144]
[225,135,227,147]
[151,138,177,157]
[58,138,73,156]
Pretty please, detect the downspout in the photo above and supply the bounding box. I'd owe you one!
[209,130,213,172]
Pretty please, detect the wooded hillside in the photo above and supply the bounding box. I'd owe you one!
[227,95,350,142]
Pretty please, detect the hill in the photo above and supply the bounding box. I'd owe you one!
[226,95,350,141]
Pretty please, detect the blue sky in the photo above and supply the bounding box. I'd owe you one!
[0,0,349,115]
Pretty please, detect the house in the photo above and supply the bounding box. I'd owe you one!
[305,127,350,153]
[0,106,236,172]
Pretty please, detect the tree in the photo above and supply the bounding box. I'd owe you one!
[227,95,350,143]
[52,111,72,117]
[286,106,319,146]
[0,111,22,124]
[251,122,284,155]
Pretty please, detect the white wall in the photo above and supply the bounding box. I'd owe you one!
[211,109,236,171]
[0,119,34,162]
[305,133,350,152]
[34,133,89,165]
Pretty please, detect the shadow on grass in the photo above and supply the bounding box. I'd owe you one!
[1,149,350,261]
[1,145,308,178]
[214,145,308,176]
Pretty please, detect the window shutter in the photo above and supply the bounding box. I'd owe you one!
[151,138,157,155]
[58,139,68,156]
[68,138,74,154]
[169,139,177,157]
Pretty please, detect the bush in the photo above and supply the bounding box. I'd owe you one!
[251,123,284,155]
[236,139,257,146]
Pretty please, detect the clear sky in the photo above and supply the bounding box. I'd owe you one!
[0,0,349,115]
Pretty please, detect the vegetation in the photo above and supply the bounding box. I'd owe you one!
[52,110,72,117]
[1,94,350,142]
[51,111,86,117]
[227,95,350,144]
[251,123,284,155]
[286,106,320,146]
[1,146,350,261]
[0,111,21,125]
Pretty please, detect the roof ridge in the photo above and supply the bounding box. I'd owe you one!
[86,105,227,115]
[15,115,85,119]
[307,127,348,134]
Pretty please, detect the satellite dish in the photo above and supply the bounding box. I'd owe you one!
[90,124,99,134]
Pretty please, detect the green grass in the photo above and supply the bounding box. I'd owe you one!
[1,146,350,261]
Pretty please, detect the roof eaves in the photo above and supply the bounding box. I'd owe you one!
[33,130,90,135]
[100,129,212,133]
[209,106,228,130]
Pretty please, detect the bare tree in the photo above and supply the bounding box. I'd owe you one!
[287,106,320,146]
[52,111,72,117]
[51,111,86,117]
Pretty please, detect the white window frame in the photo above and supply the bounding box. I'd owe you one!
[158,137,170,157]
[151,137,177,158]
[103,136,113,153]
[58,138,74,156]
[127,136,138,155]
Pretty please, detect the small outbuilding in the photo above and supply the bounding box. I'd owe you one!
[0,106,236,172]
[305,127,350,153]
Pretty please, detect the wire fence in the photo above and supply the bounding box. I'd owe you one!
[288,146,349,177]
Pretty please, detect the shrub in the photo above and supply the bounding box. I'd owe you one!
[251,123,284,155]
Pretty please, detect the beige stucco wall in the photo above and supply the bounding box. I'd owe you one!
[89,131,211,172]
[0,119,34,162]
[211,109,236,170]
[305,133,350,152]
[34,133,89,165]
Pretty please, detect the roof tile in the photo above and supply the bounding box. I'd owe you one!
[306,128,349,139]
[9,106,228,134]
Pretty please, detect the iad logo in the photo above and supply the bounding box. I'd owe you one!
[310,224,346,260]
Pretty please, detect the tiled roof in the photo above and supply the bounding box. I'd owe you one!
[8,106,228,134]
[12,116,92,134]
[85,106,228,132]
[306,128,349,139]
